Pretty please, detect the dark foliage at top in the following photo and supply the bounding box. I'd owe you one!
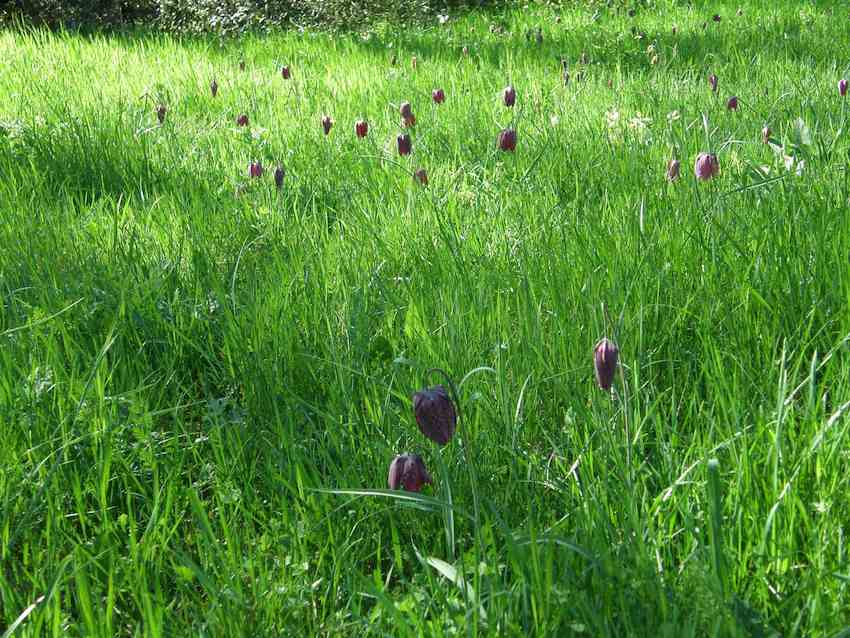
[3,0,512,32]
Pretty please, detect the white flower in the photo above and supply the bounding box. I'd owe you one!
[628,112,651,131]
[605,109,620,128]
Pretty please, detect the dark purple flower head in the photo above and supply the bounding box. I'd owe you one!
[432,88,445,104]
[355,119,368,138]
[399,102,413,119]
[388,454,432,492]
[497,128,517,152]
[840,79,848,97]
[726,95,738,111]
[594,338,619,391]
[708,74,718,93]
[694,152,719,180]
[281,65,290,80]
[156,104,166,124]
[397,133,412,156]
[713,13,721,22]
[413,385,457,445]
[210,79,218,97]
[322,115,333,135]
[413,168,428,186]
[237,114,249,127]
[248,161,263,178]
[666,158,680,181]
[503,85,516,107]
[274,165,285,188]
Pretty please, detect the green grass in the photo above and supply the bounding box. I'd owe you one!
[2,1,850,635]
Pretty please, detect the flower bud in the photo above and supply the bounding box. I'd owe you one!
[726,95,738,111]
[761,126,771,143]
[156,104,166,124]
[503,85,516,107]
[497,128,517,152]
[694,152,719,180]
[239,59,246,71]
[713,13,721,22]
[432,88,445,104]
[397,133,412,156]
[237,114,249,127]
[399,102,413,119]
[462,45,469,56]
[248,161,263,178]
[413,385,457,445]
[666,158,680,181]
[708,73,718,93]
[840,79,848,97]
[281,65,290,80]
[274,165,285,188]
[414,168,428,186]
[387,454,432,492]
[210,79,218,97]
[355,119,369,138]
[594,338,619,391]
[322,115,333,135]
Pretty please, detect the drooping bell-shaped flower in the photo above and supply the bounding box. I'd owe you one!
[281,65,290,80]
[248,161,263,178]
[594,338,619,391]
[503,85,516,107]
[694,152,720,180]
[413,385,457,445]
[840,79,848,97]
[355,119,369,138]
[400,102,413,119]
[708,73,718,93]
[210,79,218,97]
[274,165,285,188]
[322,115,333,135]
[726,95,738,111]
[397,133,412,156]
[497,128,517,152]
[237,114,249,127]
[432,88,445,104]
[666,158,680,181]
[414,168,428,186]
[388,454,432,492]
[156,104,166,124]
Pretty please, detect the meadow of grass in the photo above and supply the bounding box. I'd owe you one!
[2,1,850,635]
